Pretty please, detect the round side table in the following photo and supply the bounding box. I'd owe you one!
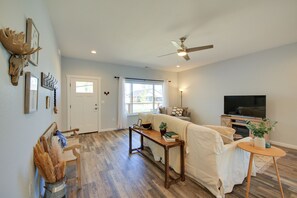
[237,142,286,198]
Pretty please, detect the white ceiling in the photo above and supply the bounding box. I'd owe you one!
[45,0,297,72]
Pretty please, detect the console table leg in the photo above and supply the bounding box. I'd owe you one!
[273,157,285,198]
[129,127,132,154]
[180,142,185,181]
[140,135,144,150]
[165,148,169,189]
[246,153,254,198]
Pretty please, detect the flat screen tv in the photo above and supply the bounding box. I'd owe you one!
[224,95,266,118]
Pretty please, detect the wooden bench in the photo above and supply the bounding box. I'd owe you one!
[40,122,82,188]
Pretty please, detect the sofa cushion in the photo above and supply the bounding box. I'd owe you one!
[204,125,235,144]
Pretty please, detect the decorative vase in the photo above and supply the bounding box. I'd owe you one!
[44,177,66,198]
[254,137,265,148]
[160,129,166,136]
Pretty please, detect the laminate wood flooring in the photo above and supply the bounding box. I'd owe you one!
[66,130,297,198]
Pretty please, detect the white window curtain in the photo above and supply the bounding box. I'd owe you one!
[162,80,169,107]
[118,77,127,129]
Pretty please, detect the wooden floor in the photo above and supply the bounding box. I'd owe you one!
[66,130,297,198]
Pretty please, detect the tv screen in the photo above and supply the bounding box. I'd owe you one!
[224,95,266,118]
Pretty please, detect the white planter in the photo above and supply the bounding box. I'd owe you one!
[254,137,265,148]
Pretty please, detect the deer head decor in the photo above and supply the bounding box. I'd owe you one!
[0,28,41,86]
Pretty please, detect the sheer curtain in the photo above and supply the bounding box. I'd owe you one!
[118,77,127,129]
[162,80,169,107]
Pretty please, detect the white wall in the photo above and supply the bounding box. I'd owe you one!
[178,43,297,147]
[61,57,178,131]
[0,0,61,197]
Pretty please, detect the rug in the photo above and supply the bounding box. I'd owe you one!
[254,155,278,173]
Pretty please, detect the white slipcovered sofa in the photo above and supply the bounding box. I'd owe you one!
[139,113,255,198]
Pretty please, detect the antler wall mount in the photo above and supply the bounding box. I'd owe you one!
[0,28,41,86]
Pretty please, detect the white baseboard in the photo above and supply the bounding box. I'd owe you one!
[99,128,117,132]
[270,140,297,150]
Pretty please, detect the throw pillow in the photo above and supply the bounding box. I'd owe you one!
[181,107,188,116]
[166,107,173,115]
[204,125,235,144]
[159,106,166,114]
[175,108,183,116]
[171,107,177,116]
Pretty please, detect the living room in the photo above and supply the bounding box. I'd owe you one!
[0,0,296,198]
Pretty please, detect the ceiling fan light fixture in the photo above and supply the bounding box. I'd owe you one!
[177,50,187,57]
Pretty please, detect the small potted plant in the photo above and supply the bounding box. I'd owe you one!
[246,118,277,148]
[159,122,167,136]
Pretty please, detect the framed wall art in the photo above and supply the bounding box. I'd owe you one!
[26,18,40,66]
[25,72,39,114]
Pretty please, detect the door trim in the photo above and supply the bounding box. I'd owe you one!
[66,75,101,132]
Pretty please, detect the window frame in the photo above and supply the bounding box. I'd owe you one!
[125,79,163,115]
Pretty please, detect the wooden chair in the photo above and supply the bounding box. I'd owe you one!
[41,122,82,188]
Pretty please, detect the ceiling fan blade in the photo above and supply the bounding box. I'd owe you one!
[158,52,177,57]
[186,45,214,53]
[183,54,190,61]
[171,41,182,49]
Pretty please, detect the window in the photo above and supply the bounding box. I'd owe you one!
[125,80,163,114]
[76,81,93,93]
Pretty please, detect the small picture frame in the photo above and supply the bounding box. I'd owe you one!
[137,119,142,127]
[25,72,39,113]
[26,18,40,66]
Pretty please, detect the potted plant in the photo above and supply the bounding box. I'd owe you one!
[159,122,167,136]
[246,118,277,148]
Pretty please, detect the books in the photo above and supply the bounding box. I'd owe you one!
[163,131,179,142]
[164,131,179,139]
[163,135,176,142]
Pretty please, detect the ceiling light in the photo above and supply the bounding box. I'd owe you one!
[177,50,187,57]
[176,65,180,68]
[91,50,96,54]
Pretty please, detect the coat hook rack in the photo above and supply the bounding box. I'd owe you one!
[41,72,58,91]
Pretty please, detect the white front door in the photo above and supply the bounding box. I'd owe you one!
[68,76,100,134]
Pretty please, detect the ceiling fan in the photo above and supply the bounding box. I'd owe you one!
[159,37,214,61]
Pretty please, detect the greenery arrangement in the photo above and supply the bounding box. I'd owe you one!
[246,118,277,138]
[159,122,167,131]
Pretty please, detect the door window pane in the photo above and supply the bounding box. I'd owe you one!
[76,81,93,93]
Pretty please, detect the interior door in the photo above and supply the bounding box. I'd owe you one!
[69,77,99,133]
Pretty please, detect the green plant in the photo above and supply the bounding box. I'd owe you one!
[159,122,167,131]
[245,118,277,138]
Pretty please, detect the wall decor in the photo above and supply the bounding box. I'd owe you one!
[26,18,40,66]
[104,91,110,95]
[41,72,58,90]
[46,96,50,109]
[53,88,58,114]
[0,28,41,86]
[25,72,39,114]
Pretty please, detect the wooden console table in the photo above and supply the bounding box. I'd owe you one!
[129,127,185,188]
[237,142,286,198]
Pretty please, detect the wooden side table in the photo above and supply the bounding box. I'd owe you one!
[237,142,286,198]
[129,126,185,188]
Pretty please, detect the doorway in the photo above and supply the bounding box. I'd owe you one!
[67,75,101,134]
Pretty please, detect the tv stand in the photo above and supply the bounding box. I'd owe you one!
[221,115,263,138]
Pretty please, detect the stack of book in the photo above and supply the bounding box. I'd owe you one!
[162,131,179,142]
